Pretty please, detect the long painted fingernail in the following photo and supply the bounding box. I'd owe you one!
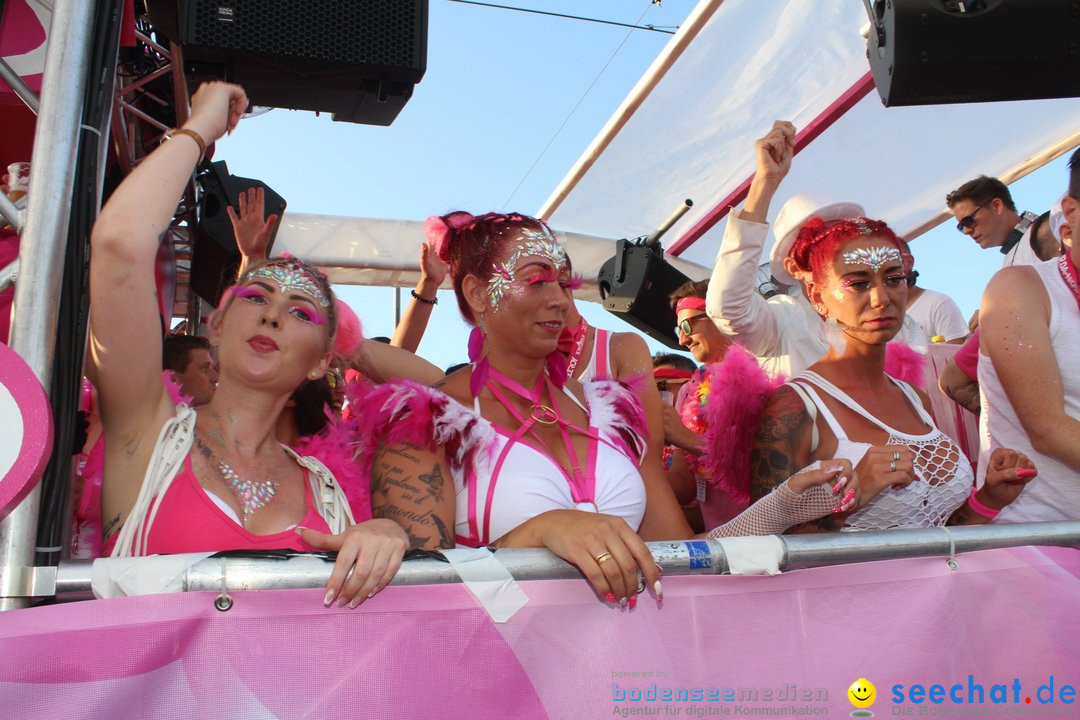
[825,464,845,474]
[338,596,350,608]
[349,596,361,609]
[368,586,381,599]
[605,592,617,604]
[323,589,336,607]
[619,597,628,608]
[832,476,849,494]
[841,488,856,505]
[1016,468,1037,479]
[654,581,664,606]
[628,595,637,610]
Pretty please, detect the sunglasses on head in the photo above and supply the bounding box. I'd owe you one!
[956,203,988,232]
[676,314,707,337]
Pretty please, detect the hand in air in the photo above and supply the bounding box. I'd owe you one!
[854,445,916,505]
[298,518,408,609]
[534,510,661,609]
[227,186,278,260]
[754,120,795,187]
[978,447,1036,511]
[186,81,249,145]
[787,459,858,513]
[419,241,450,286]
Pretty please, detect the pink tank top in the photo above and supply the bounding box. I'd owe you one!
[138,454,332,555]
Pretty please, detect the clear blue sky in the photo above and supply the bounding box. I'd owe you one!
[215,0,1074,371]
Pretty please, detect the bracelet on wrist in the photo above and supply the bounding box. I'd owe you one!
[411,289,437,305]
[161,127,207,161]
[967,488,1000,520]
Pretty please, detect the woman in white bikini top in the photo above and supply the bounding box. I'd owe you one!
[749,214,1035,531]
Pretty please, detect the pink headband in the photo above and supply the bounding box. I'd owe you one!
[675,297,707,313]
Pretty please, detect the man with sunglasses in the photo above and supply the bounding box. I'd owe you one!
[946,175,1058,267]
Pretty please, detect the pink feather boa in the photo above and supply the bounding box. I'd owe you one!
[694,345,784,504]
[884,341,928,390]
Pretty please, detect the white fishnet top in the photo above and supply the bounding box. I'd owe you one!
[791,371,972,531]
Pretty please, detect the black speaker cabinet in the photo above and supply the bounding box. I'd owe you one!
[190,161,287,306]
[146,0,428,125]
[866,0,1080,106]
[597,240,691,349]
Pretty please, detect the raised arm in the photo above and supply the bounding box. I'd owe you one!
[705,121,794,355]
[980,265,1080,472]
[351,338,444,385]
[90,84,242,433]
[390,242,448,353]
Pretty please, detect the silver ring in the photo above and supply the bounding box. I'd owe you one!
[889,460,897,472]
[892,450,901,461]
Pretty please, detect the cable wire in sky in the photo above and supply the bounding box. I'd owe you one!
[498,0,660,211]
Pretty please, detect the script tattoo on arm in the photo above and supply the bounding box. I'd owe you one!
[102,514,121,542]
[748,387,812,502]
[371,443,455,550]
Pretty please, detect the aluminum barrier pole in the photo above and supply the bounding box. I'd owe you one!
[49,521,1080,602]
[0,2,95,612]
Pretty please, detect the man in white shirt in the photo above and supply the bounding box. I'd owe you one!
[946,175,1058,267]
[977,153,1080,521]
[704,121,862,378]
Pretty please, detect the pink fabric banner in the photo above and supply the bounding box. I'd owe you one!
[2,546,1079,719]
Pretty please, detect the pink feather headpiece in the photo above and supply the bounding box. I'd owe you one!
[333,300,364,360]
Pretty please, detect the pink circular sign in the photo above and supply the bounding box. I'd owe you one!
[0,341,53,519]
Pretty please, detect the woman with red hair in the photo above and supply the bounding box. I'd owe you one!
[748,215,1035,530]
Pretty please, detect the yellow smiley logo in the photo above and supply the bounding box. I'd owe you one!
[848,678,877,709]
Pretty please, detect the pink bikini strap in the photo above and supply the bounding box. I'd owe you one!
[594,329,609,380]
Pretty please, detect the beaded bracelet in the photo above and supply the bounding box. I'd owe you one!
[967,488,1000,520]
[411,289,437,305]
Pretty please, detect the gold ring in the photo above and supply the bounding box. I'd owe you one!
[595,552,613,565]
[892,450,901,461]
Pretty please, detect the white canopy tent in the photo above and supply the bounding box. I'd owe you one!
[273,214,712,300]
[538,0,1080,268]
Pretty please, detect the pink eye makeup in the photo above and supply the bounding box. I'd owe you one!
[234,286,269,303]
[289,305,326,325]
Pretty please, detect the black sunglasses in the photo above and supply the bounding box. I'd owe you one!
[955,203,987,232]
[676,314,708,337]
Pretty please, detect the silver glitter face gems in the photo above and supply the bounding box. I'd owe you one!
[488,226,569,312]
[244,261,329,308]
[841,246,902,272]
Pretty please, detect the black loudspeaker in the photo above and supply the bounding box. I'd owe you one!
[146,0,428,125]
[597,240,691,349]
[865,0,1080,106]
[190,160,287,306]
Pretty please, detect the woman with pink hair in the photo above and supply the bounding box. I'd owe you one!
[749,215,1035,530]
[89,81,406,608]
[357,211,860,606]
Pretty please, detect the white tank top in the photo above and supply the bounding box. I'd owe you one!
[791,371,972,530]
[978,259,1080,522]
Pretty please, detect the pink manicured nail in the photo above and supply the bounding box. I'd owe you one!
[368,586,381,599]
[824,464,845,474]
[628,595,637,610]
[605,592,617,603]
[323,589,336,607]
[619,597,628,608]
[832,476,849,494]
[348,596,360,609]
[1016,468,1037,479]
[654,581,664,606]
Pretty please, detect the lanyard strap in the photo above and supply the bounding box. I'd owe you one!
[1059,254,1080,314]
